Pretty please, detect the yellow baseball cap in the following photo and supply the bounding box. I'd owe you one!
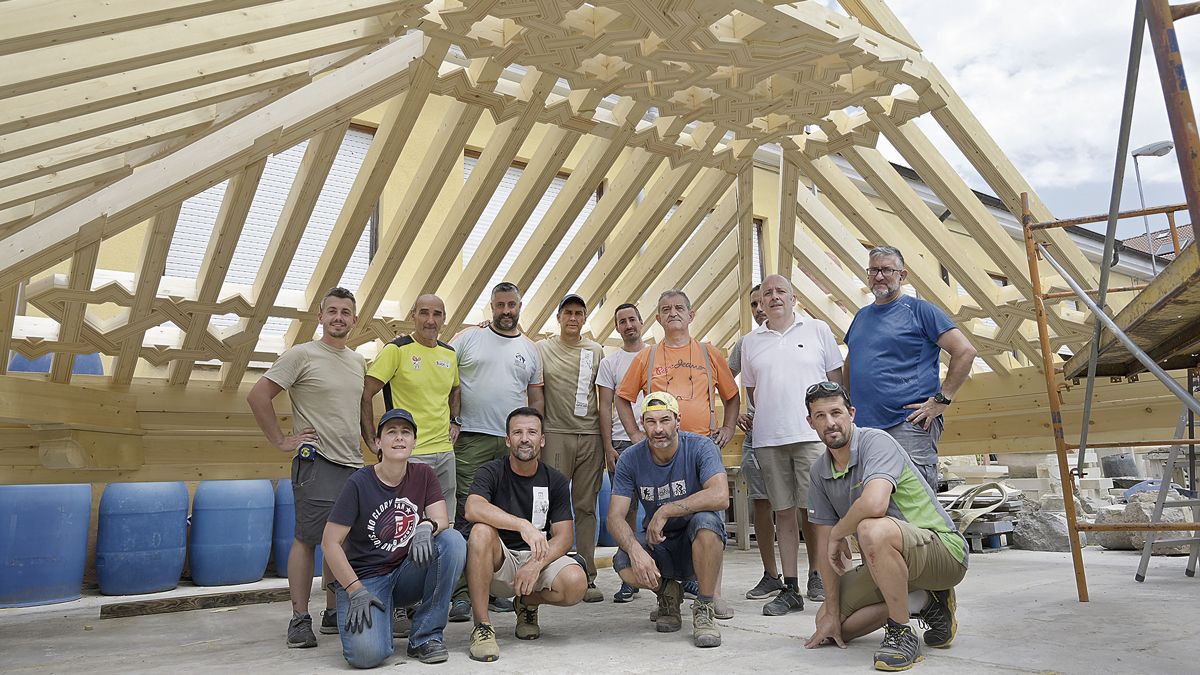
[641,391,680,416]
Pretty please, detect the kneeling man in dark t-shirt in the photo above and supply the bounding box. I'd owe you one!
[323,409,467,668]
[464,406,587,662]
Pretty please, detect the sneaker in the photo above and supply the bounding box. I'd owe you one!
[807,571,826,602]
[681,579,699,599]
[763,587,804,616]
[513,595,540,640]
[392,606,412,639]
[583,583,603,603]
[874,619,923,671]
[655,579,683,633]
[469,623,500,662]
[746,573,785,600]
[286,614,317,648]
[448,598,471,623]
[613,582,639,603]
[319,608,338,635]
[489,595,514,613]
[918,588,957,648]
[407,639,449,664]
[691,600,722,648]
[713,596,734,620]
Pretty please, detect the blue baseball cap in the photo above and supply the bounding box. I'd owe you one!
[377,408,418,435]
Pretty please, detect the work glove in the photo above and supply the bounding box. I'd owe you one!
[410,521,437,567]
[345,587,384,634]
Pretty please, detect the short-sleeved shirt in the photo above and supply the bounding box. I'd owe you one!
[613,432,727,535]
[741,315,843,446]
[264,340,366,467]
[808,425,967,566]
[616,340,738,435]
[536,335,604,434]
[327,463,444,579]
[469,457,573,551]
[844,295,956,429]
[597,348,645,442]
[728,335,754,447]
[366,336,459,457]
[450,326,544,436]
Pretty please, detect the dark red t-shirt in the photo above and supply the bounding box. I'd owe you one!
[327,463,444,579]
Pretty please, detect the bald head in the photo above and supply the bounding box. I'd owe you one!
[410,294,447,346]
[761,274,796,324]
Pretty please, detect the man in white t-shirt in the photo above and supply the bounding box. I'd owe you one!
[740,274,843,616]
[596,302,647,603]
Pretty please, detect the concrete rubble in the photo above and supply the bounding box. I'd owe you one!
[1093,490,1197,555]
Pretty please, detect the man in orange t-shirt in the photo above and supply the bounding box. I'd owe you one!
[616,289,740,449]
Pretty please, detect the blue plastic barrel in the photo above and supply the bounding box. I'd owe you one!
[0,484,92,607]
[272,480,323,578]
[96,482,188,595]
[8,352,103,376]
[597,471,646,546]
[189,480,274,586]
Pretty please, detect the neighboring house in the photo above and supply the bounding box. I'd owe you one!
[1121,223,1194,261]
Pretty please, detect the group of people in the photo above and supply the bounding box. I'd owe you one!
[247,245,978,671]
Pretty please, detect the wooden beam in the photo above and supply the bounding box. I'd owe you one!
[0,30,431,291]
[836,0,922,51]
[441,125,582,332]
[220,123,349,388]
[691,267,740,340]
[775,149,799,276]
[0,373,141,432]
[735,164,755,336]
[587,173,737,340]
[0,0,413,98]
[111,203,181,383]
[48,241,100,383]
[631,221,741,337]
[36,428,144,471]
[168,159,268,385]
[287,42,447,346]
[394,69,559,318]
[350,68,500,339]
[0,284,16,375]
[100,587,292,620]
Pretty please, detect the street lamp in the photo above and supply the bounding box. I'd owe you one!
[1131,140,1174,275]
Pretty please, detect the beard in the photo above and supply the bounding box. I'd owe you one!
[325,323,350,338]
[822,429,849,449]
[871,283,899,300]
[512,443,539,462]
[494,312,518,331]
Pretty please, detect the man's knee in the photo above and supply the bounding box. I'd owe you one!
[467,523,499,554]
[687,511,726,542]
[343,630,392,668]
[555,563,588,604]
[435,529,467,564]
[855,518,899,552]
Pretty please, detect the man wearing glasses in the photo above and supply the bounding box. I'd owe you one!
[802,381,965,671]
[843,246,977,491]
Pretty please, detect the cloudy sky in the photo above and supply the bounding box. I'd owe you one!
[882,1,1198,238]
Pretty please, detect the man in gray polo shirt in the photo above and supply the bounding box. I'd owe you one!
[801,382,966,672]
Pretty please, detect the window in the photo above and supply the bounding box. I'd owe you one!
[166,126,376,335]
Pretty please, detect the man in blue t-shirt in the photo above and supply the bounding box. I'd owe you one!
[608,392,729,649]
[844,246,978,490]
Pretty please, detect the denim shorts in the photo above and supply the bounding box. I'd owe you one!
[613,510,726,581]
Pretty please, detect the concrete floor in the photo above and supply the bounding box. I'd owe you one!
[1,546,1196,674]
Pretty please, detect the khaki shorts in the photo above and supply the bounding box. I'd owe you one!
[756,441,823,511]
[292,453,358,546]
[838,517,967,620]
[489,542,582,598]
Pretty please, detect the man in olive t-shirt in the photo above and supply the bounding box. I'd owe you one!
[536,294,605,601]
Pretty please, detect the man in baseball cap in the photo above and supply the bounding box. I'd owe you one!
[605,391,730,648]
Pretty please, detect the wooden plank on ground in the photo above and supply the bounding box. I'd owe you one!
[100,587,291,619]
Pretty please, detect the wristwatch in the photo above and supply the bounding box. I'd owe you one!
[933,392,952,405]
[450,416,463,426]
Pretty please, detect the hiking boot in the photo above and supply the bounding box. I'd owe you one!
[319,608,339,635]
[691,599,722,648]
[469,623,500,662]
[713,596,734,620]
[745,573,785,600]
[392,606,412,639]
[514,595,540,640]
[918,588,957,648]
[286,614,317,648]
[613,582,639,603]
[407,639,449,664]
[448,598,471,623]
[489,595,514,613]
[807,571,826,602]
[763,587,804,616]
[655,579,683,633]
[681,579,699,599]
[874,620,923,671]
[583,583,603,603]
[649,607,659,622]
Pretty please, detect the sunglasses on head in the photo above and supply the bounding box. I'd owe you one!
[805,381,843,396]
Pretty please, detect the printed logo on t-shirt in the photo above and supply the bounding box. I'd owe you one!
[436,359,451,369]
[644,480,687,504]
[514,353,527,370]
[410,354,422,370]
[367,497,420,551]
[654,366,668,376]
[531,486,550,530]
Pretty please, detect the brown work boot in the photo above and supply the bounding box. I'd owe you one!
[655,579,683,633]
[692,599,722,648]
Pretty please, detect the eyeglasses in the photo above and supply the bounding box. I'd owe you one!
[866,267,903,278]
[805,381,843,396]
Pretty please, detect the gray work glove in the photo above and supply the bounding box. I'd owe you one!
[410,521,437,567]
[345,587,384,634]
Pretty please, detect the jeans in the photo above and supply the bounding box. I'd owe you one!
[335,529,466,669]
[613,510,726,582]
